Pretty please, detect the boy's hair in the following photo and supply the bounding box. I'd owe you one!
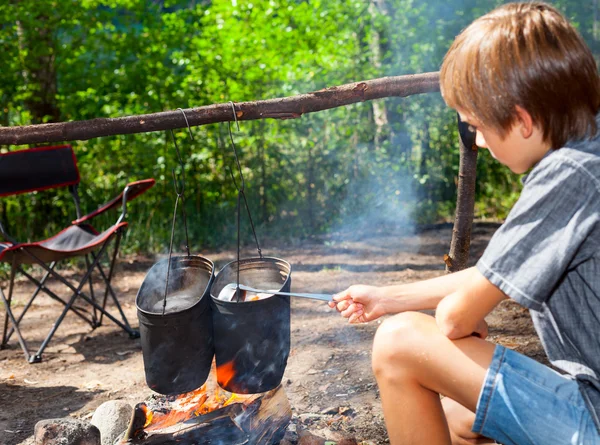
[440,2,600,149]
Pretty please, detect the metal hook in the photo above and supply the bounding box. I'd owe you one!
[171,168,184,197]
[229,101,240,131]
[170,129,185,170]
[169,129,191,258]
[177,108,194,141]
[227,103,245,193]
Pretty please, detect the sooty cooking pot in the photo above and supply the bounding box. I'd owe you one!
[136,255,214,395]
[210,257,291,394]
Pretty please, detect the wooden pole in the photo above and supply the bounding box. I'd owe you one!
[0,72,439,146]
[0,70,479,272]
[445,114,478,272]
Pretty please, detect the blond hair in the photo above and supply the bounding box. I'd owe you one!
[441,2,600,149]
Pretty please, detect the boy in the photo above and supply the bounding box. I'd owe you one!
[329,3,600,444]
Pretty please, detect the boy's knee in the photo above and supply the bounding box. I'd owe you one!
[372,311,436,377]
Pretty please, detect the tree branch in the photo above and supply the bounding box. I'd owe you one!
[0,72,440,146]
[445,114,478,273]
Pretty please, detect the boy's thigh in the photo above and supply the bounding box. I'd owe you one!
[474,346,600,445]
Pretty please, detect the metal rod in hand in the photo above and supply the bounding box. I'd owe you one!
[235,284,333,302]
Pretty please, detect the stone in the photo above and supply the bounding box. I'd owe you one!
[34,418,100,445]
[90,400,133,445]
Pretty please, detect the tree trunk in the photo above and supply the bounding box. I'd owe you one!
[445,115,478,273]
[307,129,315,231]
[368,0,390,149]
[17,17,60,124]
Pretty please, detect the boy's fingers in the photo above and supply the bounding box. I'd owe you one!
[341,303,358,318]
[333,290,351,302]
[337,300,352,312]
[341,303,363,319]
[349,312,366,324]
[329,300,350,313]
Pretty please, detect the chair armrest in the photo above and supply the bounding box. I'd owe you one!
[72,179,155,225]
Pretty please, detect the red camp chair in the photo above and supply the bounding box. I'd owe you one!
[0,144,155,363]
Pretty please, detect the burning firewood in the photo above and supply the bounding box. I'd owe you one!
[121,383,291,445]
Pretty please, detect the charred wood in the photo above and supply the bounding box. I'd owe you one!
[124,386,291,445]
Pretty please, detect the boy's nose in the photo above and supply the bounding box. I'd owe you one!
[475,131,487,148]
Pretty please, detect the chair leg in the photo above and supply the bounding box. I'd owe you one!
[20,241,138,362]
[5,262,99,346]
[1,258,17,349]
[0,262,33,362]
[27,242,112,362]
[92,231,133,332]
[84,254,100,327]
[10,266,96,331]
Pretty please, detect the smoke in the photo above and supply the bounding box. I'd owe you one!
[328,148,418,248]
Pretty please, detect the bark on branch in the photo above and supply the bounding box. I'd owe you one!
[445,115,478,273]
[0,72,440,146]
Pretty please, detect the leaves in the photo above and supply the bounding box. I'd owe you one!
[0,0,592,251]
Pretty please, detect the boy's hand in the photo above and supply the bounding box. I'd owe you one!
[328,285,385,323]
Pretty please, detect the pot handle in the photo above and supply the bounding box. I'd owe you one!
[161,116,193,315]
[226,102,264,302]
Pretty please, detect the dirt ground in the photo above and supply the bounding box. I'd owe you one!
[0,222,545,445]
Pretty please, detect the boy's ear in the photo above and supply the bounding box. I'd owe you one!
[515,105,534,138]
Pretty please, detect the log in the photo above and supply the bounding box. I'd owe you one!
[127,404,248,445]
[0,72,440,146]
[125,385,291,445]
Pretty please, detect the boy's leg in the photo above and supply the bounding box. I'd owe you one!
[442,398,496,445]
[372,311,496,445]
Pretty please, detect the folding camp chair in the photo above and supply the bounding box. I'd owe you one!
[0,144,155,363]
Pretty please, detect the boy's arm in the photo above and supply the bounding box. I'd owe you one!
[435,267,507,339]
[378,266,480,312]
[332,267,480,323]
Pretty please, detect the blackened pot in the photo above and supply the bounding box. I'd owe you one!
[136,255,214,395]
[210,257,291,394]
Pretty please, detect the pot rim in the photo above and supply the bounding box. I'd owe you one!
[136,254,215,316]
[210,256,292,306]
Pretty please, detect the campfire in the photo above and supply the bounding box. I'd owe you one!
[122,361,291,445]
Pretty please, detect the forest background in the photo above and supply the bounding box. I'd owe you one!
[1,0,598,254]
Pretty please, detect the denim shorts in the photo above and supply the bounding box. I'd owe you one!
[473,345,600,445]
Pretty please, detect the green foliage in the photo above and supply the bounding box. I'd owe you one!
[0,0,596,252]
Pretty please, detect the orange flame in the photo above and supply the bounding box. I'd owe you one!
[141,405,153,428]
[216,361,236,389]
[142,361,253,431]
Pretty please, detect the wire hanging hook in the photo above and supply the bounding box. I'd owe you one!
[224,102,263,271]
[227,102,245,193]
[229,101,240,131]
[177,108,195,141]
[170,130,186,195]
[169,129,190,257]
[224,102,264,301]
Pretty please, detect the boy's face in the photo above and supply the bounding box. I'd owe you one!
[457,109,551,174]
